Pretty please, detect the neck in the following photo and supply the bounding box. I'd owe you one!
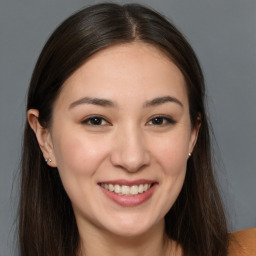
[77,220,179,256]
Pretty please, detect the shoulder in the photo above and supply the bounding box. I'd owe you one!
[228,228,256,256]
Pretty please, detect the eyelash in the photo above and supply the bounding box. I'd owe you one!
[81,115,176,127]
[147,115,176,126]
[81,115,110,126]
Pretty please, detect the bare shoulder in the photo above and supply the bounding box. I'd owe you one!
[228,228,256,256]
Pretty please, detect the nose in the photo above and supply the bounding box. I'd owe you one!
[110,126,150,172]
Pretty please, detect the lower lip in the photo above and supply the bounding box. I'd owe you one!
[99,184,157,207]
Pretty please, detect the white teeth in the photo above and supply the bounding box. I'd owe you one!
[130,185,138,195]
[109,184,114,192]
[101,183,152,196]
[114,184,121,194]
[138,184,144,193]
[121,185,129,195]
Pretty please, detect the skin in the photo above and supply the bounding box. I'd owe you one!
[28,42,200,256]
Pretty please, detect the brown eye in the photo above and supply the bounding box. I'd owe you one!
[82,116,109,126]
[151,117,165,125]
[148,116,176,126]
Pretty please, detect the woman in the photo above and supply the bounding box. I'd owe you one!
[19,3,253,256]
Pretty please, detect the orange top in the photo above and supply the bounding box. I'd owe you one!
[228,228,256,255]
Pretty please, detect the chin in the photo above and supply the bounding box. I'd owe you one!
[103,215,162,238]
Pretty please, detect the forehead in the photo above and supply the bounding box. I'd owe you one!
[56,42,188,108]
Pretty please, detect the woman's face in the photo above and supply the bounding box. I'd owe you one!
[37,43,199,237]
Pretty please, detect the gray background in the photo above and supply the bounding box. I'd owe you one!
[0,0,255,255]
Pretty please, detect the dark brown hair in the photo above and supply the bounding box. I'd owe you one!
[19,3,228,256]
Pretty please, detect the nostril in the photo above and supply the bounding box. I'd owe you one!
[109,131,151,172]
[110,152,150,173]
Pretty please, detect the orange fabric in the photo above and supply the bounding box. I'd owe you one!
[228,228,256,255]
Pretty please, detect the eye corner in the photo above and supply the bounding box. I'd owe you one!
[146,115,177,126]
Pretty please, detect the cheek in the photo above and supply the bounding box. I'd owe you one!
[158,144,187,194]
[52,131,108,178]
[149,135,189,218]
[51,131,110,211]
[152,132,190,176]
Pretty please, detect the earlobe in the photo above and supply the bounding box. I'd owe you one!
[27,109,56,167]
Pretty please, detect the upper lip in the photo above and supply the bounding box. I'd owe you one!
[98,179,157,186]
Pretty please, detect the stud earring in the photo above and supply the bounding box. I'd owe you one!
[188,153,192,157]
[45,158,52,163]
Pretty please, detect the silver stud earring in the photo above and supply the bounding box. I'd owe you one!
[188,153,192,157]
[45,158,52,163]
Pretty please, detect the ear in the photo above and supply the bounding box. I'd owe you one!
[188,115,201,156]
[27,109,56,167]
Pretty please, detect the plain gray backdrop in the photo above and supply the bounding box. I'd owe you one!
[0,0,255,255]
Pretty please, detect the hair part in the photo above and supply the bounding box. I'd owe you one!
[19,3,228,256]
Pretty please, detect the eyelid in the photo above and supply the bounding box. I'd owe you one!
[80,114,176,126]
[146,115,177,126]
[81,115,111,126]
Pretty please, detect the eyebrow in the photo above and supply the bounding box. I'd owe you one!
[69,97,116,109]
[69,95,183,109]
[143,96,183,108]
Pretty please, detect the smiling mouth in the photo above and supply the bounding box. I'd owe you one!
[99,183,153,196]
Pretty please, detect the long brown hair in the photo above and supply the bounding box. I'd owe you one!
[19,3,228,255]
